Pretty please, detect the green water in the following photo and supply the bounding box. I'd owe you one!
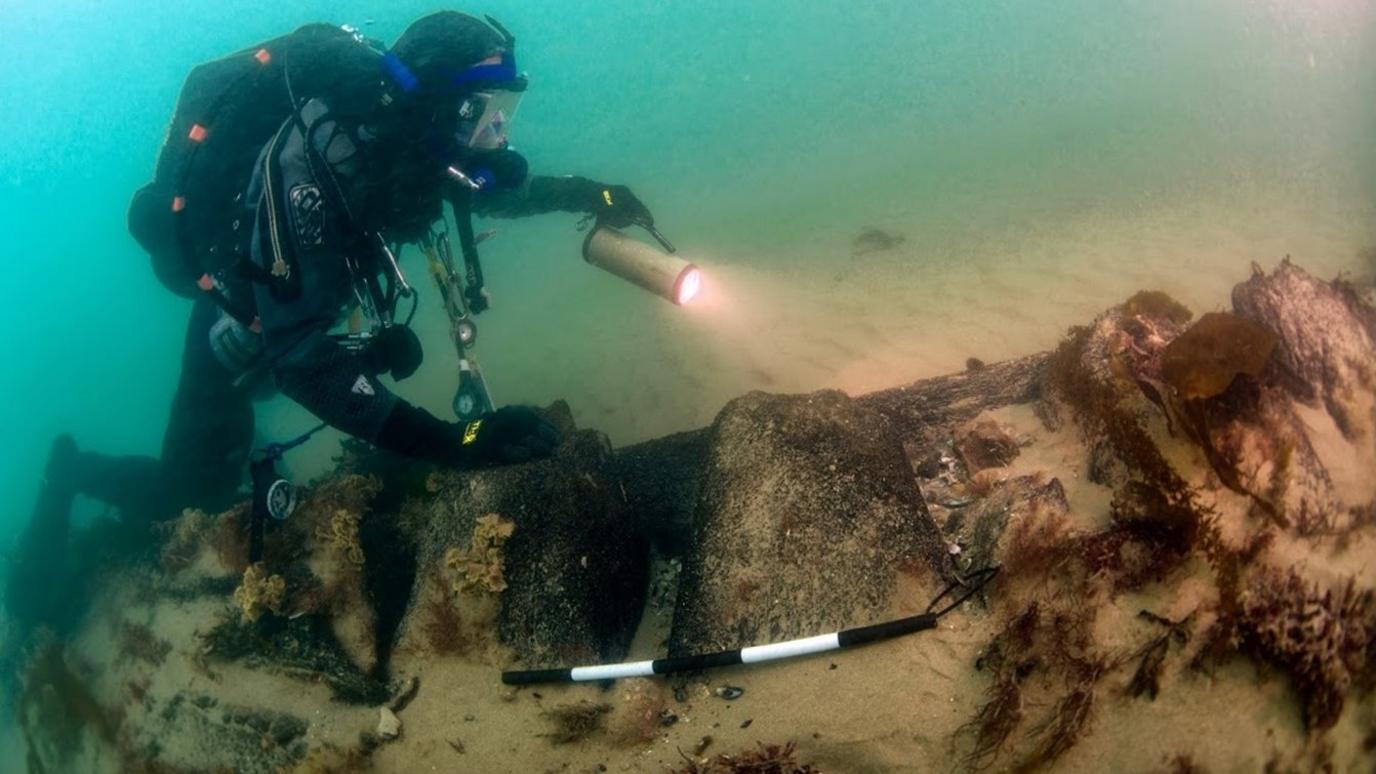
[0,0,1373,752]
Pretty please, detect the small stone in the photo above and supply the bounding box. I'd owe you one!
[956,419,1020,474]
[377,707,402,740]
[740,719,753,729]
[389,675,420,713]
[714,685,744,700]
[464,714,476,722]
[658,709,679,727]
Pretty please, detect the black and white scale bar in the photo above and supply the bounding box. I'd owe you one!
[501,612,939,686]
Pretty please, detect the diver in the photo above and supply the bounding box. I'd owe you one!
[4,11,657,628]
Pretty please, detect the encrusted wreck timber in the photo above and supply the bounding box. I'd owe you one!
[669,389,950,655]
[617,354,1049,553]
[1231,258,1376,441]
[397,402,649,667]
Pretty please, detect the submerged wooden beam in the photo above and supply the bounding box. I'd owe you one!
[614,352,1051,550]
[858,353,1050,447]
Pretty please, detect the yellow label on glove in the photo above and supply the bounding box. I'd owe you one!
[602,189,614,207]
[462,420,483,445]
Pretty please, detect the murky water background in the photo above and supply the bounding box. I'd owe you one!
[0,3,1373,745]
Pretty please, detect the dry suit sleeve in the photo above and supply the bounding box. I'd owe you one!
[471,174,602,219]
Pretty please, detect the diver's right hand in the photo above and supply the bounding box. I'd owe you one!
[375,402,559,467]
[591,184,654,228]
[455,406,561,466]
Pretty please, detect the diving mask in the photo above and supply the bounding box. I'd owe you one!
[456,88,523,150]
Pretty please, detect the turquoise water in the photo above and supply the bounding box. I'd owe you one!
[0,0,1373,727]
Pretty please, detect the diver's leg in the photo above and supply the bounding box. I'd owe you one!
[156,299,256,519]
[4,437,80,625]
[44,301,254,525]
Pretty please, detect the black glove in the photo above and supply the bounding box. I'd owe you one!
[454,406,561,466]
[590,183,653,228]
[376,403,561,467]
[363,325,423,381]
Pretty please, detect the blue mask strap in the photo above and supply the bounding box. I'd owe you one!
[381,52,420,93]
[449,52,519,89]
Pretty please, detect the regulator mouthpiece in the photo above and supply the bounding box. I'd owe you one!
[583,225,701,306]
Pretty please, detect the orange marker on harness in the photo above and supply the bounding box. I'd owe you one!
[171,196,186,212]
[188,124,208,142]
[254,48,272,65]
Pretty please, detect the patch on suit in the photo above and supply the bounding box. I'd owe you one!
[288,183,324,248]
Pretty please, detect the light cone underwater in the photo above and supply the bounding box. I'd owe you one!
[582,225,702,306]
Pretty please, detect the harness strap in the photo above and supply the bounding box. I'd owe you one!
[452,191,489,314]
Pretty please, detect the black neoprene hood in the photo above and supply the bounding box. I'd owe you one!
[391,11,508,89]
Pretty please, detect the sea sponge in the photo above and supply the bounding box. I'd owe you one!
[233,563,287,623]
[444,514,516,595]
[159,508,213,572]
[315,508,365,567]
[1160,312,1277,400]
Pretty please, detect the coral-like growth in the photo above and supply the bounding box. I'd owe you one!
[445,514,516,595]
[233,563,286,623]
[210,503,253,573]
[539,701,611,744]
[295,474,383,566]
[315,508,366,567]
[674,741,819,774]
[158,508,213,572]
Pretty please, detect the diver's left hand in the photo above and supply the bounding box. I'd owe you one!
[591,184,654,228]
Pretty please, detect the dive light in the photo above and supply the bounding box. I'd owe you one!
[582,224,701,306]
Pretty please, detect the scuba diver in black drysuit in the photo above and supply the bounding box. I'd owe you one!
[4,11,656,629]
